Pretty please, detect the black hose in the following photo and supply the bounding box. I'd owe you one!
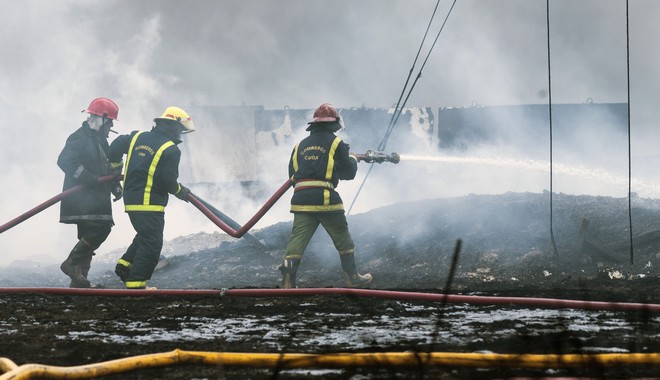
[192,194,264,247]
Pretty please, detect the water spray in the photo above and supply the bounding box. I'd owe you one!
[396,153,660,196]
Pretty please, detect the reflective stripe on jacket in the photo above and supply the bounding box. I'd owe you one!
[288,128,357,213]
[109,129,182,212]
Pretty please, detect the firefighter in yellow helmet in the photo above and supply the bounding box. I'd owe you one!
[108,106,195,289]
[280,103,373,288]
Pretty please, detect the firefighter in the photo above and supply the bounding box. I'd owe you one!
[108,106,194,289]
[280,103,373,288]
[58,97,122,288]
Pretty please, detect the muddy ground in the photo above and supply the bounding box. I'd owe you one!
[0,192,659,379]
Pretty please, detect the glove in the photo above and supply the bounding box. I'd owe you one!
[78,169,99,185]
[175,185,191,202]
[111,184,123,202]
[110,161,124,175]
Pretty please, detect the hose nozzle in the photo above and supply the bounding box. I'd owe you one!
[354,150,400,164]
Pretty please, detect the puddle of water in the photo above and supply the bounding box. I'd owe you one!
[47,302,658,354]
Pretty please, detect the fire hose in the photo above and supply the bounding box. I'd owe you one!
[186,150,398,237]
[0,174,124,234]
[187,193,263,245]
[0,173,277,242]
[188,180,292,238]
[1,349,658,380]
[0,150,399,237]
[0,287,657,378]
[0,173,269,243]
[0,287,657,313]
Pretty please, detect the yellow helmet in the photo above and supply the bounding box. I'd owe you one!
[154,106,195,132]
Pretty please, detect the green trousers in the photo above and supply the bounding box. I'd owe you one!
[285,212,355,260]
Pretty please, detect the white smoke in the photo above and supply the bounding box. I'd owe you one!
[1,0,659,268]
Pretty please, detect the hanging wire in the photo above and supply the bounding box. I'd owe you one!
[347,0,458,214]
[546,0,559,257]
[626,0,634,264]
[347,0,440,215]
[347,0,443,216]
[384,0,442,145]
[379,0,458,152]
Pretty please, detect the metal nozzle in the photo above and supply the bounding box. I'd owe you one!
[355,150,400,164]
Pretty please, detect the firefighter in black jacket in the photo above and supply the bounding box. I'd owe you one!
[58,98,122,288]
[280,103,373,288]
[109,106,194,289]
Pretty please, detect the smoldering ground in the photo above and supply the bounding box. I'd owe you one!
[2,188,658,292]
[1,190,658,380]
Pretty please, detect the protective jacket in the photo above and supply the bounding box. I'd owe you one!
[288,126,357,213]
[57,122,113,223]
[109,128,182,212]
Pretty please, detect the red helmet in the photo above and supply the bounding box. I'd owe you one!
[84,98,119,120]
[309,103,339,123]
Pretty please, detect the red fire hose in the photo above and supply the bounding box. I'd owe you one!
[0,175,123,234]
[1,152,393,236]
[0,287,656,313]
[0,174,292,240]
[187,179,293,238]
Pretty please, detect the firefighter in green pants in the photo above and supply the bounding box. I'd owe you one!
[280,103,373,289]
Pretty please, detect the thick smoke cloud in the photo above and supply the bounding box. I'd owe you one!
[1,0,658,267]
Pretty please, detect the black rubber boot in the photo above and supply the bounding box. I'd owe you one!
[279,258,300,289]
[61,240,92,288]
[69,254,93,288]
[340,253,373,288]
[69,278,91,288]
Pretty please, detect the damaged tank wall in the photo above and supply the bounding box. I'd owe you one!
[184,102,627,190]
[431,102,635,198]
[336,107,435,154]
[436,102,629,163]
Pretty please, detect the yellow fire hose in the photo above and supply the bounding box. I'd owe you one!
[1,350,658,379]
[0,358,17,373]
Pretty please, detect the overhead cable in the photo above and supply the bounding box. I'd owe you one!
[379,0,458,151]
[348,0,457,215]
[626,0,634,264]
[546,0,559,257]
